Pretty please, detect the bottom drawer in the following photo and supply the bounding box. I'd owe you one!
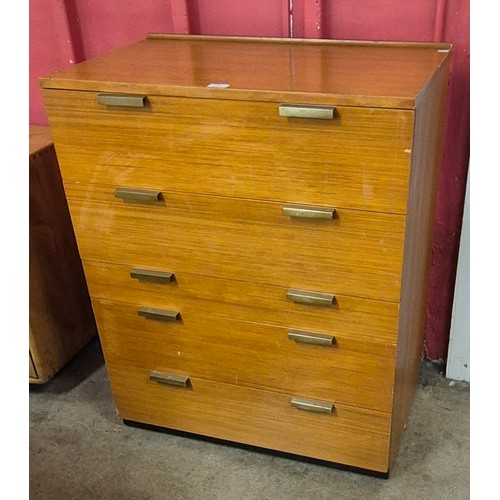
[107,363,391,473]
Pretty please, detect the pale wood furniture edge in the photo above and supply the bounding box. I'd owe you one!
[29,126,97,383]
[146,33,453,50]
[388,56,452,466]
[29,350,38,381]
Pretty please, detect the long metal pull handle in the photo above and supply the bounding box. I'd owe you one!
[130,269,175,284]
[290,397,334,414]
[283,204,336,220]
[287,289,335,307]
[115,187,161,202]
[97,93,146,108]
[279,104,335,120]
[137,307,180,322]
[288,329,336,346]
[150,371,189,387]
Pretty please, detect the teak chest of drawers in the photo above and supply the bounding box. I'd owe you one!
[41,34,451,475]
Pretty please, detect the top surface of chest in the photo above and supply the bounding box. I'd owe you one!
[40,35,451,109]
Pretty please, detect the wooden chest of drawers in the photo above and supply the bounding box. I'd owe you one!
[41,34,451,474]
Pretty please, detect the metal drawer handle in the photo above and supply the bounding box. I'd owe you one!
[287,289,335,307]
[115,187,161,202]
[279,104,335,120]
[97,93,146,108]
[130,268,175,284]
[283,204,336,220]
[288,329,336,346]
[290,396,334,414]
[137,307,180,322]
[150,371,189,387]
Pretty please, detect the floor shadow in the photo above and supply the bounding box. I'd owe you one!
[29,336,105,395]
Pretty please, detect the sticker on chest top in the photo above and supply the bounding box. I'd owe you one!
[207,83,230,88]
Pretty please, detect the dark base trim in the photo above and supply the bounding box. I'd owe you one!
[122,419,390,479]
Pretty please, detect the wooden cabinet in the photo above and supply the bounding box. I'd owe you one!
[41,35,451,474]
[29,126,96,383]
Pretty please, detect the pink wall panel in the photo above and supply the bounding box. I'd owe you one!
[292,0,436,40]
[29,0,469,363]
[425,0,470,360]
[73,0,174,60]
[29,0,73,124]
[191,0,289,37]
[323,0,438,41]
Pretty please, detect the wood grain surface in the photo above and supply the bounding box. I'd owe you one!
[29,126,96,383]
[43,90,414,213]
[40,35,450,109]
[64,186,406,302]
[107,362,391,472]
[29,351,37,380]
[93,297,396,412]
[83,260,400,343]
[388,56,451,466]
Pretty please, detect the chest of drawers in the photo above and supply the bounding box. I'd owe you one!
[41,34,451,475]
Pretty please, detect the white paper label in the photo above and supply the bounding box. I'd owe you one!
[207,83,230,88]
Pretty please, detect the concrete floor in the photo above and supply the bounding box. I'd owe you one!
[30,338,469,499]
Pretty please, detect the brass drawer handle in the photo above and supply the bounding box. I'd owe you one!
[288,329,336,346]
[283,204,336,220]
[150,371,189,387]
[137,307,180,322]
[130,268,175,284]
[97,93,146,108]
[115,187,161,202]
[287,289,335,307]
[279,104,335,120]
[290,396,334,414]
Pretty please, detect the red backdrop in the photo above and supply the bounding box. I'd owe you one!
[29,0,470,362]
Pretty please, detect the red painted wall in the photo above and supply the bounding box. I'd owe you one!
[71,0,174,60]
[29,0,469,362]
[426,1,470,360]
[29,1,73,127]
[192,0,290,37]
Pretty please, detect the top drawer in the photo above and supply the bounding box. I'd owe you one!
[43,90,414,213]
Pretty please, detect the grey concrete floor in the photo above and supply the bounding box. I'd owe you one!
[30,338,469,499]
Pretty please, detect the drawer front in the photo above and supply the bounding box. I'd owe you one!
[65,186,405,302]
[94,298,396,412]
[107,363,391,472]
[84,261,400,343]
[44,89,414,213]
